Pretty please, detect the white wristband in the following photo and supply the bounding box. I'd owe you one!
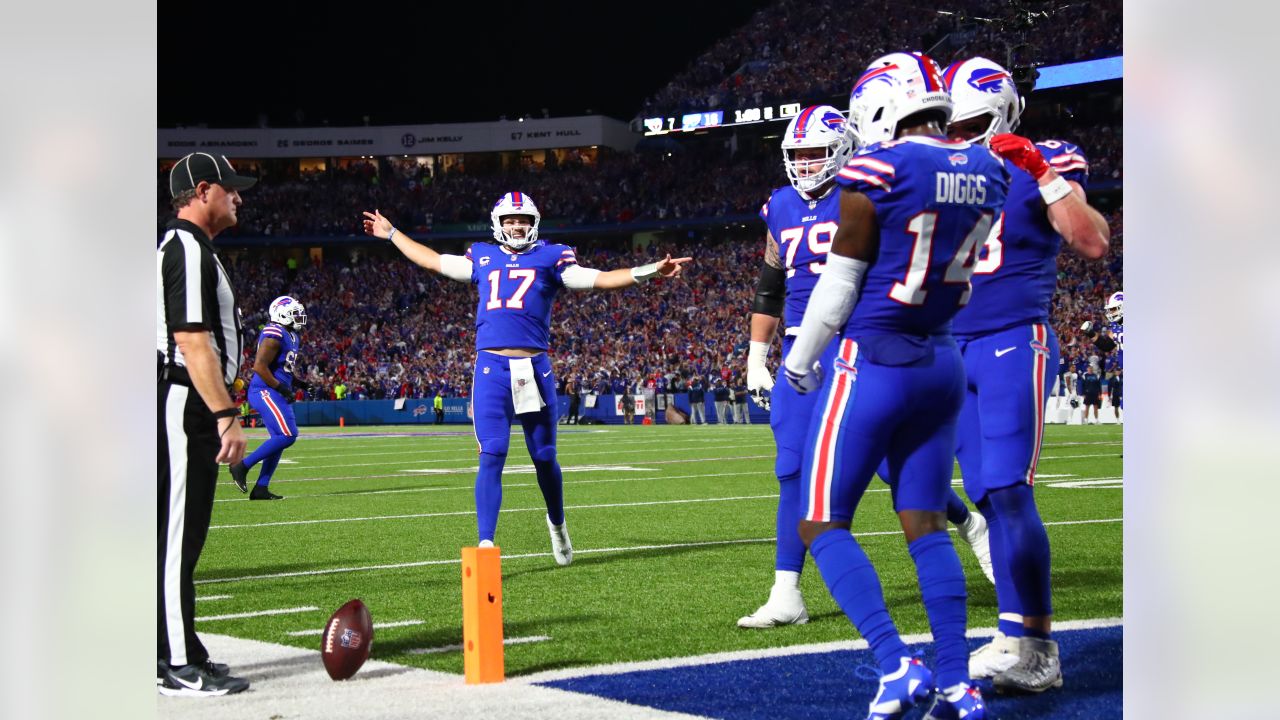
[748,340,771,364]
[1038,176,1073,205]
[388,227,398,241]
[631,262,659,283]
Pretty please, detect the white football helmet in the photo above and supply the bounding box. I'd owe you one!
[942,57,1024,146]
[268,296,307,330]
[781,105,853,196]
[847,52,952,148]
[1105,291,1123,324]
[490,191,541,251]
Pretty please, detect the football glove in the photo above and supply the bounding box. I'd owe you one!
[747,341,774,410]
[990,133,1051,180]
[278,383,295,403]
[784,360,823,395]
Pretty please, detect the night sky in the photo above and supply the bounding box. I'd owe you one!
[158,1,776,128]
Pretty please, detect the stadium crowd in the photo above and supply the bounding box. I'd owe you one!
[159,121,1120,238]
[637,0,1122,117]
[224,209,1122,405]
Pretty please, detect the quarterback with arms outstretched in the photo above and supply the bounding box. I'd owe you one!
[364,195,690,564]
[941,57,1110,694]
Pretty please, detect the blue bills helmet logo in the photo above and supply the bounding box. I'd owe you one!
[967,68,1011,94]
[948,153,968,166]
[821,110,844,130]
[1029,340,1050,357]
[340,628,363,649]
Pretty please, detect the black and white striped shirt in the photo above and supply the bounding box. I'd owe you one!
[157,219,243,387]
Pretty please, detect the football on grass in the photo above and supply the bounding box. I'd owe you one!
[322,599,373,680]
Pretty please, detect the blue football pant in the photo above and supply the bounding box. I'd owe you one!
[471,351,564,543]
[956,323,1059,625]
[769,335,839,573]
[244,386,298,488]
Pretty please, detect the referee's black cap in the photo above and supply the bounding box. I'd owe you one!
[168,152,257,197]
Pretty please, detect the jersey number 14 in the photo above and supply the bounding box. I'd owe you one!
[889,211,996,306]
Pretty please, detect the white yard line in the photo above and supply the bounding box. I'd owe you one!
[199,606,320,622]
[196,594,233,602]
[212,494,780,530]
[197,517,1122,585]
[286,619,426,637]
[408,635,551,655]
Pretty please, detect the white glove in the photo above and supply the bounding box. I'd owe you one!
[747,341,774,410]
[784,360,824,395]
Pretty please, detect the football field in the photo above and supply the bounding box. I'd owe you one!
[185,422,1122,718]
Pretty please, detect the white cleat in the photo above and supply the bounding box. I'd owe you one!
[993,636,1063,694]
[957,511,995,585]
[478,539,494,549]
[969,631,1021,679]
[546,514,573,566]
[737,587,809,628]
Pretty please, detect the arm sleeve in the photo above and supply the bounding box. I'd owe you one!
[438,254,474,282]
[783,253,868,374]
[560,264,602,290]
[751,262,786,317]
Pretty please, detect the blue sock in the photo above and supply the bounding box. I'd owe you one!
[775,473,805,573]
[946,491,971,526]
[810,529,906,674]
[243,435,295,487]
[475,452,506,543]
[978,496,1025,638]
[532,459,565,525]
[255,453,280,488]
[987,484,1053,627]
[908,530,969,690]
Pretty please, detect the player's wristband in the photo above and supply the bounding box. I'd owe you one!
[748,341,771,365]
[1038,175,1073,205]
[631,262,659,284]
[213,407,239,419]
[387,228,398,242]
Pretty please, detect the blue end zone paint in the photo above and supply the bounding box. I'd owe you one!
[540,625,1121,719]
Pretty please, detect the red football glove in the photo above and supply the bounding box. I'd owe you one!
[990,133,1051,179]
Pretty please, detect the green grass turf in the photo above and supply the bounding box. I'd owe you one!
[196,423,1122,676]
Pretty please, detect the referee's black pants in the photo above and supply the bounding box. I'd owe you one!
[158,380,219,667]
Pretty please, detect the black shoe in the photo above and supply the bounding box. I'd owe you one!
[250,486,284,500]
[159,662,249,696]
[158,659,230,684]
[229,462,249,493]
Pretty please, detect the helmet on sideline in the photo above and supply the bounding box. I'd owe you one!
[1105,291,1123,323]
[268,296,307,330]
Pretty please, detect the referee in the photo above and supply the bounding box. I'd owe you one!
[157,153,254,696]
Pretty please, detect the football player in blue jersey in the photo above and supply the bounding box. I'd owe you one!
[941,57,1111,693]
[363,195,690,565]
[229,296,311,500]
[1082,290,1123,368]
[782,52,1008,720]
[740,105,993,631]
